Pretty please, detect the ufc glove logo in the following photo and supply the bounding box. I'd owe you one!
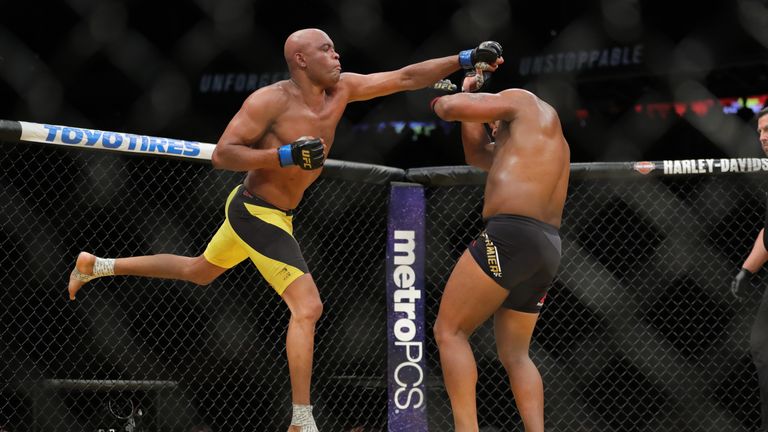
[301,149,313,169]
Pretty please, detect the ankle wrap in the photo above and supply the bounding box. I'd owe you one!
[291,404,318,431]
[71,257,115,282]
[93,257,115,277]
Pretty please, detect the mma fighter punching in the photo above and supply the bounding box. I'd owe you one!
[68,28,503,431]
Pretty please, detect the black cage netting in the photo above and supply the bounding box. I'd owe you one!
[2,142,767,432]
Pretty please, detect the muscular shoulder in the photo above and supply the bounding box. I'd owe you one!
[499,89,539,105]
[332,73,357,94]
[241,81,293,112]
[501,89,557,118]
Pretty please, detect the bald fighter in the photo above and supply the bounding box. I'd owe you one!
[67,29,503,431]
[431,81,570,432]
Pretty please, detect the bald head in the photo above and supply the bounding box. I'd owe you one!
[284,28,332,70]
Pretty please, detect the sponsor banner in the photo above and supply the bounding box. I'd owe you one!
[634,161,656,175]
[386,182,428,432]
[662,158,768,175]
[576,159,768,177]
[18,121,215,161]
[518,44,644,77]
[199,72,291,94]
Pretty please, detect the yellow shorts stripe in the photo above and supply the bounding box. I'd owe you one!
[203,185,308,295]
[244,203,293,235]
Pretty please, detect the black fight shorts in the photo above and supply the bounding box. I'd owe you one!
[468,214,562,313]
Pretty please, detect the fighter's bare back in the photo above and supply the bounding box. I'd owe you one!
[483,90,570,227]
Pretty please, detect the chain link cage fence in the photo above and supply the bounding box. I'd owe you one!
[2,139,768,432]
[418,164,768,432]
[0,142,395,432]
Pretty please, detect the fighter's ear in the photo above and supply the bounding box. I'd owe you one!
[483,122,494,137]
[295,53,307,68]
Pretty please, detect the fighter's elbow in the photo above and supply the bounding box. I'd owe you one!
[433,98,455,120]
[210,148,226,169]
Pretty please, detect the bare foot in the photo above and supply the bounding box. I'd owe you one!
[68,252,95,301]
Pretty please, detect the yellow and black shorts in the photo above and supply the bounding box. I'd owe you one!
[204,185,308,295]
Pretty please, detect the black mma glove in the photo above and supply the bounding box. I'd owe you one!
[459,41,503,70]
[731,268,754,300]
[277,136,325,170]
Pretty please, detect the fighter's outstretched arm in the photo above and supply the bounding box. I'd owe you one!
[341,56,462,102]
[343,42,504,102]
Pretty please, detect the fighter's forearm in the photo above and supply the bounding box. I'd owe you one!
[397,55,461,89]
[743,229,768,272]
[211,144,279,171]
[461,122,490,151]
[460,123,494,170]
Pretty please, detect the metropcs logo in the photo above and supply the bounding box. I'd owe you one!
[391,230,425,410]
[41,124,201,157]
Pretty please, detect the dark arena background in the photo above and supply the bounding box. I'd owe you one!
[4,1,768,431]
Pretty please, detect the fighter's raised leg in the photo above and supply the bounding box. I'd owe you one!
[67,251,226,300]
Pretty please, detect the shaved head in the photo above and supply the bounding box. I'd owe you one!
[284,28,332,70]
[282,28,340,88]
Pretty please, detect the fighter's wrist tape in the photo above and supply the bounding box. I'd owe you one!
[278,145,294,167]
[459,50,474,69]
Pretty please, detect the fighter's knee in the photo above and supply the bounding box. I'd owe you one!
[292,297,324,323]
[184,256,220,286]
[433,319,463,346]
[498,351,531,371]
[189,274,216,286]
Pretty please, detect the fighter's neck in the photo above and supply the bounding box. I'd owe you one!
[289,74,332,92]
[288,78,330,106]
